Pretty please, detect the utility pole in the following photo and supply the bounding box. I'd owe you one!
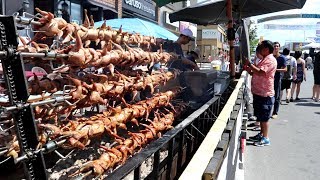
[226,0,235,77]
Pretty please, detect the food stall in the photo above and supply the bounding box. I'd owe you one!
[0,9,231,180]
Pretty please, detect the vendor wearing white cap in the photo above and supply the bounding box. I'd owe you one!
[165,28,199,71]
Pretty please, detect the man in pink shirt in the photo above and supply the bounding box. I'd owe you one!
[245,40,277,146]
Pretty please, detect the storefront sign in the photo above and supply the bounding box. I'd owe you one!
[202,29,218,39]
[264,24,320,30]
[123,0,156,20]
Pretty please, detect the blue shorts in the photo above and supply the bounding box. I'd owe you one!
[253,94,275,122]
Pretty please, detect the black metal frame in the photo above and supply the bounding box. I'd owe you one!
[0,15,47,179]
[107,84,233,180]
[0,14,234,180]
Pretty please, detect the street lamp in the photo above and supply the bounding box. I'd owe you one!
[22,0,30,12]
[61,0,69,13]
[60,0,70,23]
[18,0,30,15]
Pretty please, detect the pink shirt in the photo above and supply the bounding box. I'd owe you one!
[251,54,277,97]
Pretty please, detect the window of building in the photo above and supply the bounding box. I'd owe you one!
[0,0,3,15]
[54,0,82,24]
[70,1,81,24]
[204,45,211,59]
[197,30,202,39]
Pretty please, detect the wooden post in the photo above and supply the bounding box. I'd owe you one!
[227,0,235,77]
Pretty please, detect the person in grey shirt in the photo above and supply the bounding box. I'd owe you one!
[305,54,313,70]
[280,48,297,103]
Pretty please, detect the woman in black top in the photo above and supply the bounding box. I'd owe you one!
[312,52,320,101]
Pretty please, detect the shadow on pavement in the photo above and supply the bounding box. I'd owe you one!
[246,140,255,146]
[247,128,260,132]
[296,97,313,100]
[295,102,320,107]
[292,99,309,103]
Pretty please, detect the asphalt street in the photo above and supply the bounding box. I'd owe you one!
[245,70,320,180]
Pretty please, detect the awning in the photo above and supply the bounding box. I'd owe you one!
[122,11,158,24]
[169,0,307,25]
[87,0,117,13]
[94,18,178,41]
[152,0,184,7]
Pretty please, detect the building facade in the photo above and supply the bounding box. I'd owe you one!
[158,2,184,35]
[1,0,118,25]
[197,25,228,60]
[121,0,157,23]
[158,1,198,55]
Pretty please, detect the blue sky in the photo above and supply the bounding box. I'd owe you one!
[250,0,320,45]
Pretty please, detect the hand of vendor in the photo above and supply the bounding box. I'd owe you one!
[156,38,165,45]
[242,57,252,72]
[169,52,179,60]
[243,56,251,66]
[181,58,199,70]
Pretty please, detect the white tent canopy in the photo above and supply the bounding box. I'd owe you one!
[302,42,320,49]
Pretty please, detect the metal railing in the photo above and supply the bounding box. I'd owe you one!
[179,71,248,180]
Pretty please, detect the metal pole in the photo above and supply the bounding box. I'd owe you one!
[15,17,42,26]
[0,16,47,179]
[19,52,69,59]
[2,96,72,112]
[0,51,68,59]
[227,0,235,77]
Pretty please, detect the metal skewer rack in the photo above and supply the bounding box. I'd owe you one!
[0,13,233,180]
[0,15,71,179]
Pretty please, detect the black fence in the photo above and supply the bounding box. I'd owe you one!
[203,82,247,180]
[106,84,234,180]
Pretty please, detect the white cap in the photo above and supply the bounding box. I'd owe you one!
[180,28,194,40]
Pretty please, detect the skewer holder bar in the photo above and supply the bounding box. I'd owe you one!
[0,15,47,179]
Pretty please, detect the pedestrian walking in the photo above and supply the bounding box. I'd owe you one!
[312,52,320,101]
[272,42,287,119]
[208,54,213,62]
[245,40,277,147]
[280,48,297,103]
[305,54,313,70]
[291,51,306,101]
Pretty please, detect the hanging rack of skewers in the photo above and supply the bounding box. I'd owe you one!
[0,7,190,180]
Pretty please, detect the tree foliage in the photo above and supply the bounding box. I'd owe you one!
[248,21,259,54]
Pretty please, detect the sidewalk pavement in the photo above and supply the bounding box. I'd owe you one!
[245,70,320,180]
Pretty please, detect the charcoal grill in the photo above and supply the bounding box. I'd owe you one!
[160,69,231,110]
[182,70,219,109]
[105,81,232,180]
